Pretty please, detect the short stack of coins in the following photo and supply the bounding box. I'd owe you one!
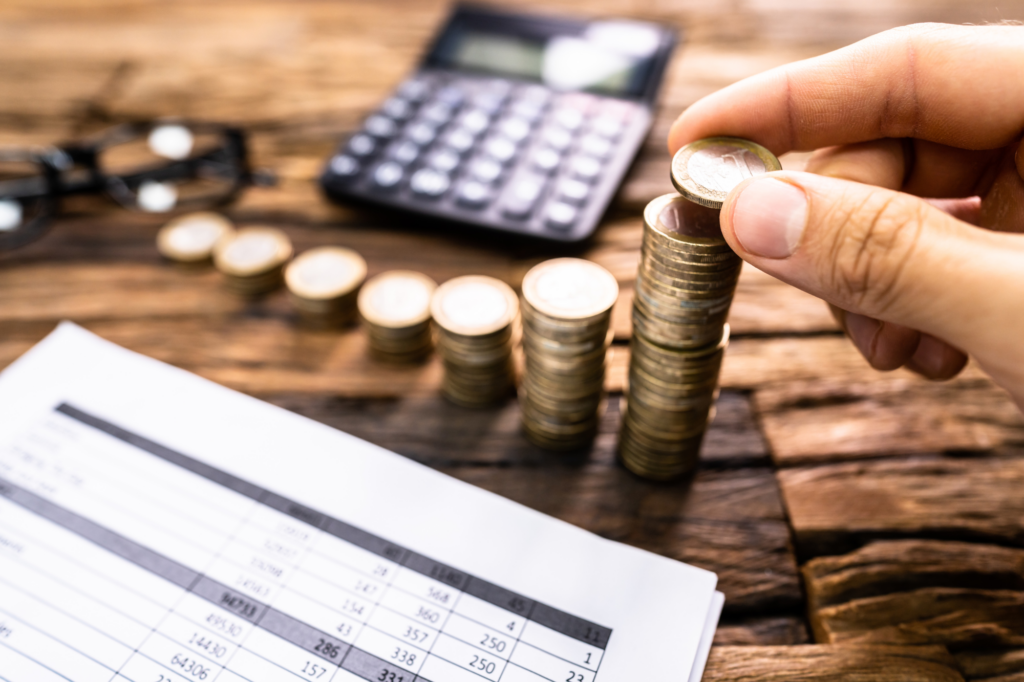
[157,212,234,266]
[620,137,781,480]
[285,246,366,326]
[358,270,437,362]
[214,225,293,296]
[519,258,618,451]
[431,275,519,407]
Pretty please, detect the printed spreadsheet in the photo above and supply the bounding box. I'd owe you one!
[0,324,722,682]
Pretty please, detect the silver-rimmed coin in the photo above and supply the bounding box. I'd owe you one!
[670,137,782,209]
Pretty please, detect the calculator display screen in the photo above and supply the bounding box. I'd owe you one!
[436,21,665,98]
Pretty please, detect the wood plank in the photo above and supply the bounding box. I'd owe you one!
[713,616,810,646]
[803,540,1024,609]
[804,540,1024,650]
[703,644,964,682]
[755,377,1024,465]
[779,457,1024,557]
[955,649,1024,681]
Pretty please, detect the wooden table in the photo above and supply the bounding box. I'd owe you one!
[2,1,1023,679]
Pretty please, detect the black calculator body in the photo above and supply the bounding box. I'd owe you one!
[320,4,677,243]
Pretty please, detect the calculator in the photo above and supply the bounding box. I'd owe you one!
[320,4,677,243]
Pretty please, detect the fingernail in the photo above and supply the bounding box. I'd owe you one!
[730,178,808,258]
[844,312,880,358]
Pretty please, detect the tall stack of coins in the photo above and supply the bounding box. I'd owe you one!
[285,246,366,326]
[519,258,618,451]
[358,270,437,362]
[157,212,234,265]
[214,226,293,296]
[431,275,518,407]
[620,137,781,480]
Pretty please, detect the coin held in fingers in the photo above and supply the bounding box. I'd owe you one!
[670,137,782,209]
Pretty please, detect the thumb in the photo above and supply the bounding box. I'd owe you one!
[719,172,1024,389]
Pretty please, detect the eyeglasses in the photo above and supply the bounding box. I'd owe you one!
[0,120,270,250]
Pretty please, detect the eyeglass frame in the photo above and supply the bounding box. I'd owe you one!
[0,120,264,250]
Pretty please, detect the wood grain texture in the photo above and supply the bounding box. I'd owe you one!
[780,458,1024,557]
[713,616,810,646]
[703,644,965,682]
[756,377,1024,465]
[803,541,1024,678]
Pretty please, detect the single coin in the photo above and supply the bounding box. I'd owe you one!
[157,212,233,262]
[358,270,437,328]
[214,226,293,277]
[670,137,782,209]
[431,275,518,336]
[522,258,619,321]
[285,246,366,300]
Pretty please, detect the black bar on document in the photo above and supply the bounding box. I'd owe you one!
[191,577,268,624]
[259,608,352,665]
[342,646,427,682]
[0,475,198,590]
[55,403,265,502]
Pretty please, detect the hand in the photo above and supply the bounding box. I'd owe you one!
[668,23,1024,409]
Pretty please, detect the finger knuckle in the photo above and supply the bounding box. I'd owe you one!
[823,190,926,315]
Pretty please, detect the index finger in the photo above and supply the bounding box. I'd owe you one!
[668,23,1024,156]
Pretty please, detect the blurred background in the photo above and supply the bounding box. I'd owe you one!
[5,0,1024,226]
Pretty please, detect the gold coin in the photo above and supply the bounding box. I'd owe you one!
[214,226,293,277]
[431,275,518,337]
[285,246,366,301]
[359,270,437,328]
[670,137,782,209]
[522,258,619,321]
[157,212,234,263]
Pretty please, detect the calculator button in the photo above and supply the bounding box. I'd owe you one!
[329,154,361,180]
[558,92,596,112]
[545,202,578,230]
[381,98,413,121]
[557,179,590,206]
[552,109,585,132]
[347,134,376,157]
[421,102,455,126]
[364,115,398,139]
[599,99,636,120]
[497,118,531,143]
[445,128,477,154]
[398,78,431,102]
[501,178,544,219]
[510,100,545,122]
[456,181,493,209]
[541,128,573,152]
[468,158,502,183]
[459,110,491,134]
[372,161,404,190]
[410,168,451,199]
[591,116,623,139]
[569,156,602,183]
[472,93,506,114]
[427,149,461,173]
[483,138,517,164]
[531,148,562,174]
[578,135,613,159]
[518,84,551,105]
[406,122,437,146]
[435,85,466,106]
[388,140,420,165]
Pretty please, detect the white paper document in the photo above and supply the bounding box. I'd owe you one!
[0,323,721,682]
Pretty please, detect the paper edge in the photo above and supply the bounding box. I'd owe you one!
[688,590,724,682]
